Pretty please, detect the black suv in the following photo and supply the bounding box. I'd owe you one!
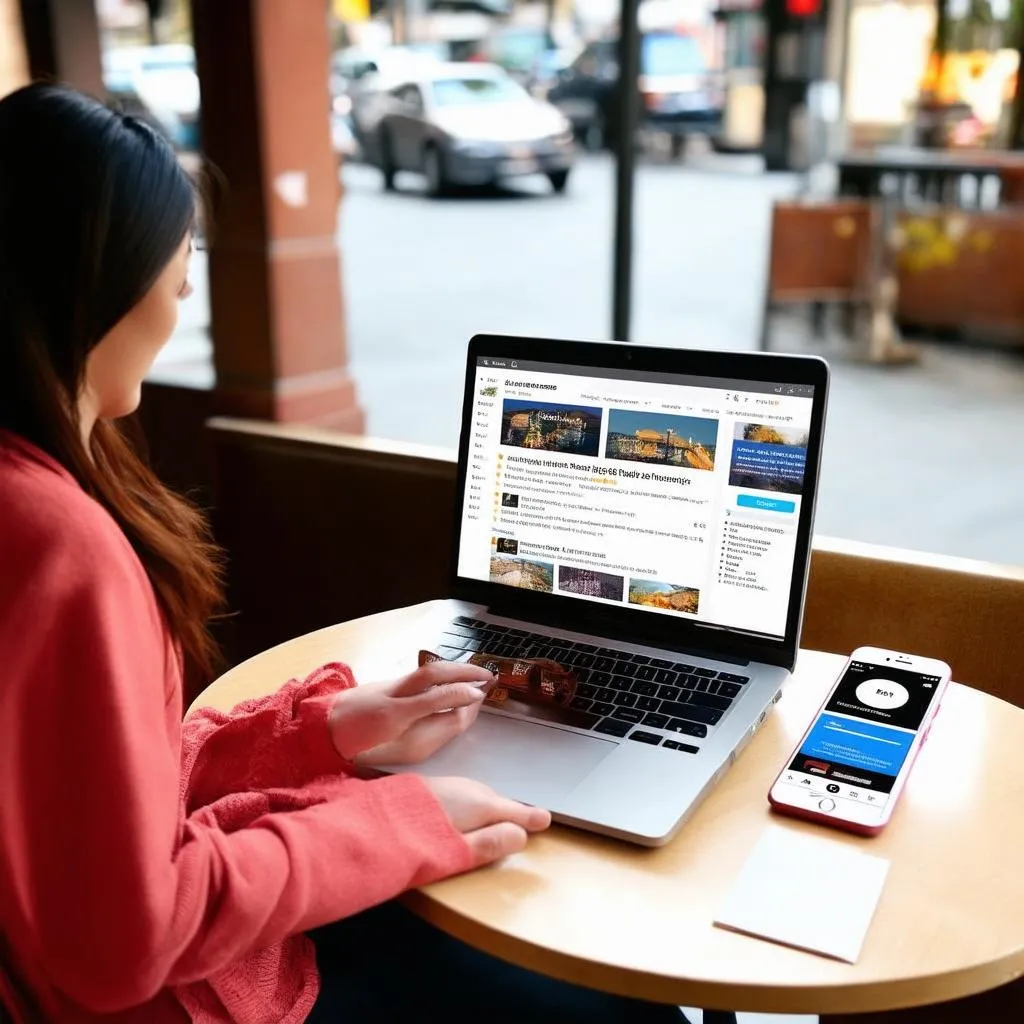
[546,32,722,154]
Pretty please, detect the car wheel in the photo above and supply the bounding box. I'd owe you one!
[548,169,570,195]
[423,145,449,198]
[379,130,397,192]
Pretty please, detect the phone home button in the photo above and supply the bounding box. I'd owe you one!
[818,798,836,812]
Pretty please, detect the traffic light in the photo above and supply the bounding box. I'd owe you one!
[786,0,822,15]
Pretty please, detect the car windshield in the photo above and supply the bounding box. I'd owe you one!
[641,34,704,76]
[431,76,526,106]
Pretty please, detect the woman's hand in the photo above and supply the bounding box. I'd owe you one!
[328,660,494,766]
[423,776,552,867]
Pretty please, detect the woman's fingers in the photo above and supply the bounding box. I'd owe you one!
[472,795,551,834]
[423,776,552,837]
[422,700,484,738]
[389,660,493,698]
[463,822,529,868]
[407,681,491,718]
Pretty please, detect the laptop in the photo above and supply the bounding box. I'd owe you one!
[391,334,829,846]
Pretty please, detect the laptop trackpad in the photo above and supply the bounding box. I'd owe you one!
[413,713,617,808]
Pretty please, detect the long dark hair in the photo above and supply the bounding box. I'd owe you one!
[0,83,222,688]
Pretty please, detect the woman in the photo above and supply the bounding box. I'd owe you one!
[0,84,683,1023]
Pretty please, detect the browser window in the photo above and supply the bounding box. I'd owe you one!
[457,357,815,639]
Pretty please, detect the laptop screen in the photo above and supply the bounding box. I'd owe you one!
[456,355,817,641]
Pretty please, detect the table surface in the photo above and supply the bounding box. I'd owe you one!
[192,601,1024,1015]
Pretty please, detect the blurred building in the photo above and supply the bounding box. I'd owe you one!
[843,0,1019,149]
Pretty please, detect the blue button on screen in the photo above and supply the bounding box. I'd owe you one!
[737,494,796,514]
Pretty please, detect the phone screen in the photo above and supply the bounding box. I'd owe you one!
[778,660,943,810]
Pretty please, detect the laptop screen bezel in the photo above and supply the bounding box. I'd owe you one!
[449,334,830,671]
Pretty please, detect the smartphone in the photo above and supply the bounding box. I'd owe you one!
[768,646,951,836]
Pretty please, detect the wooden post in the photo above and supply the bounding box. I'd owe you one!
[17,0,103,97]
[190,0,364,429]
[0,0,29,98]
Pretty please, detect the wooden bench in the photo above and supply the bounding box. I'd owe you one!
[761,199,1024,349]
[760,200,875,350]
[209,418,1024,709]
[895,207,1024,344]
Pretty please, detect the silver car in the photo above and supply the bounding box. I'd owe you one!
[361,63,575,196]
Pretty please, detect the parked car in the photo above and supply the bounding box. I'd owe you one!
[362,63,575,196]
[103,44,200,151]
[546,31,722,154]
[331,45,447,154]
[330,43,448,110]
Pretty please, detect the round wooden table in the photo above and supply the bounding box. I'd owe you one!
[192,601,1024,1018]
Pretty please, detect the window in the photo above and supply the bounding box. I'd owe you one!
[641,34,705,76]
[431,76,527,107]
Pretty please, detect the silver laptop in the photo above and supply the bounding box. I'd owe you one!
[394,335,829,846]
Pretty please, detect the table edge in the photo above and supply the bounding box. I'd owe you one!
[405,888,1024,1014]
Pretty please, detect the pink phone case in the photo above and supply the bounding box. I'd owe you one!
[767,658,949,836]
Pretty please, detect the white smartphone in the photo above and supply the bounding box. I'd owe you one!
[768,646,951,836]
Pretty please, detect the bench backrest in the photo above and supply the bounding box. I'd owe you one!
[209,418,1024,706]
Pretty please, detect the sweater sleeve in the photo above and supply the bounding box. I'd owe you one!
[2,523,473,1015]
[180,662,358,811]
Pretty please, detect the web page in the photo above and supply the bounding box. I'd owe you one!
[457,357,816,638]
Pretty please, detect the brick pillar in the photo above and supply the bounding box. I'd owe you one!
[17,0,103,97]
[190,0,363,429]
[0,0,29,98]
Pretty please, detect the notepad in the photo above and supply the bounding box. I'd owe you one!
[714,825,890,963]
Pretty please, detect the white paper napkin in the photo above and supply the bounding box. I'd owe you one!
[714,825,890,963]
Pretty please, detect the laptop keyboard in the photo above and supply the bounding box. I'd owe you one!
[437,617,750,751]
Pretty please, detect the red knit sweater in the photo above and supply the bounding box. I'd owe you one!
[0,432,474,1023]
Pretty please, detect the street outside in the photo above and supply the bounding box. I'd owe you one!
[159,153,1024,565]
